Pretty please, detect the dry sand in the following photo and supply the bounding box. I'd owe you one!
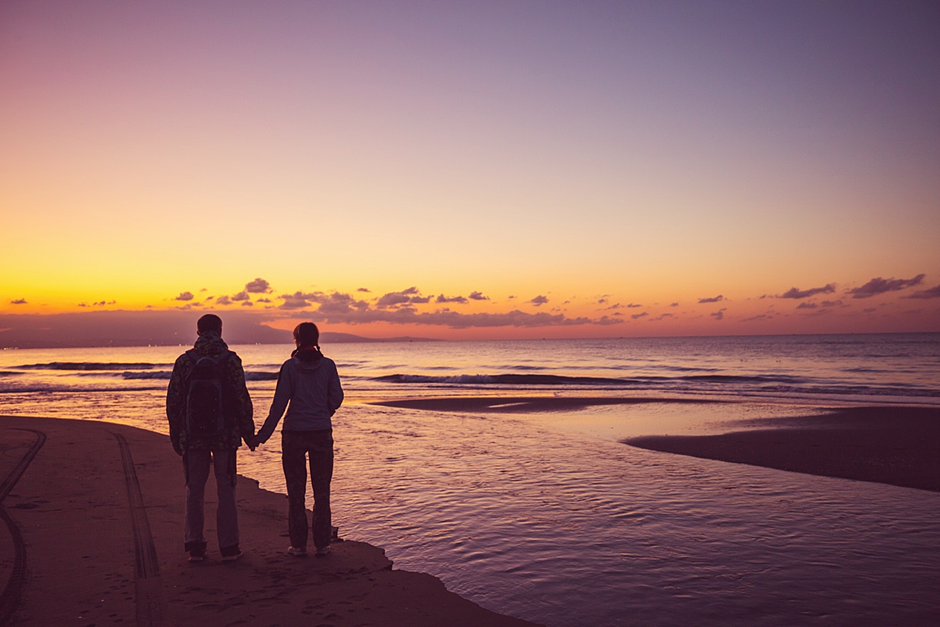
[0,415,540,626]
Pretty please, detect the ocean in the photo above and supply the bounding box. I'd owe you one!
[1,333,939,626]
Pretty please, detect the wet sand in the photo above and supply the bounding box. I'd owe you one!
[626,406,940,492]
[0,415,539,626]
[373,398,940,492]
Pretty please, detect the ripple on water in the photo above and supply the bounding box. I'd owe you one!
[238,403,940,627]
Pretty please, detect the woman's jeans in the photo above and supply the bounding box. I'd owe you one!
[281,429,334,550]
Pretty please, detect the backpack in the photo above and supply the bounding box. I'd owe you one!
[182,349,231,439]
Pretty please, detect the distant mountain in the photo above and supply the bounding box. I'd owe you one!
[0,310,438,349]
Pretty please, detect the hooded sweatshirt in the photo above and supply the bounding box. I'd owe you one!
[256,346,343,442]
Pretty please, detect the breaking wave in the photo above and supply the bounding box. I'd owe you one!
[372,372,940,399]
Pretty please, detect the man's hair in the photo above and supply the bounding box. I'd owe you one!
[293,322,319,347]
[197,314,223,335]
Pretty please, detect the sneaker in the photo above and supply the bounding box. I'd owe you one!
[220,545,242,562]
[287,546,308,557]
[188,550,206,563]
[315,545,331,558]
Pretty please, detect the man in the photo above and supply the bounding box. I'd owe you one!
[166,314,256,562]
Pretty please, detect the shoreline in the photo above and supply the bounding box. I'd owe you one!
[371,396,722,413]
[371,397,940,492]
[0,415,540,626]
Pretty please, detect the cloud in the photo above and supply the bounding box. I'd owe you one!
[670,302,679,307]
[216,295,233,306]
[627,303,643,308]
[908,283,940,299]
[357,287,371,293]
[796,302,817,310]
[436,294,468,304]
[241,301,254,307]
[316,292,371,315]
[742,313,773,322]
[710,308,726,320]
[302,302,622,329]
[649,313,675,322]
[231,291,250,302]
[847,274,925,299]
[778,283,836,299]
[278,291,317,310]
[375,287,432,308]
[631,312,648,320]
[468,291,489,301]
[245,278,272,293]
[819,300,845,308]
[175,292,194,302]
[597,298,608,305]
[698,295,724,304]
[529,295,549,307]
[93,300,116,307]
[10,299,28,305]
[256,298,272,303]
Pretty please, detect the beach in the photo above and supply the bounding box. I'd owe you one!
[3,404,939,625]
[1,336,939,626]
[0,415,539,626]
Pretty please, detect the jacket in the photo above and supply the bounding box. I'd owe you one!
[256,346,343,443]
[166,331,255,451]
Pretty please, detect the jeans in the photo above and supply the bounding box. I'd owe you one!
[183,448,239,555]
[282,429,333,550]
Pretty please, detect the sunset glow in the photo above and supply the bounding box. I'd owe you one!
[2,1,938,346]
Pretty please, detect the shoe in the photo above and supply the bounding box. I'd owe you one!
[315,545,331,557]
[287,546,308,557]
[188,550,206,563]
[220,545,242,562]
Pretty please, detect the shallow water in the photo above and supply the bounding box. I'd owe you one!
[1,337,938,625]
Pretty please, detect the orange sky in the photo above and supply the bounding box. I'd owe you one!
[2,1,938,346]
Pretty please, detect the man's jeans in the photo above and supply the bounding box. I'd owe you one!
[183,448,239,554]
[282,429,333,550]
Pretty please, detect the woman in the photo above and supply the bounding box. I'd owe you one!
[253,322,344,557]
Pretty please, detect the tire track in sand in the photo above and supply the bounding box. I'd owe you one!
[113,432,166,627]
[0,428,46,626]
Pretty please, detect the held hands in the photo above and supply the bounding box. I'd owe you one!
[246,435,260,451]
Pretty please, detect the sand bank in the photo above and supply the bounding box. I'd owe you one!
[626,406,940,492]
[373,396,713,413]
[0,415,539,626]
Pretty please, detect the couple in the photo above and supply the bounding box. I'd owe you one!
[166,314,343,562]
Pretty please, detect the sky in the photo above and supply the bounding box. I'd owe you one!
[2,0,939,346]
